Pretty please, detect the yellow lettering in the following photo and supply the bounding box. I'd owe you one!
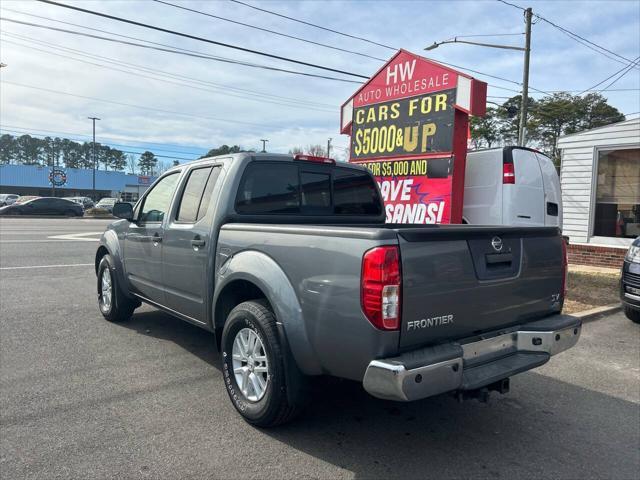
[355,109,365,125]
[403,125,419,152]
[366,108,376,123]
[390,103,400,119]
[378,105,388,121]
[408,98,419,117]
[435,94,447,111]
[420,123,437,152]
[420,96,432,114]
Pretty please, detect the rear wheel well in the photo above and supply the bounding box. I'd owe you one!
[95,246,109,274]
[214,280,269,333]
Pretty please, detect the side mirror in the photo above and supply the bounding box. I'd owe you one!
[112,202,134,221]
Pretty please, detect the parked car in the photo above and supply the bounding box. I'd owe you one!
[95,152,580,427]
[621,236,640,323]
[0,194,20,207]
[0,197,83,216]
[95,197,118,212]
[14,196,39,204]
[64,196,95,210]
[464,146,562,227]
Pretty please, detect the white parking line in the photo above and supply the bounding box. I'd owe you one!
[47,232,103,242]
[0,263,93,270]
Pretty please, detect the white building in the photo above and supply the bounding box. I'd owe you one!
[557,118,639,267]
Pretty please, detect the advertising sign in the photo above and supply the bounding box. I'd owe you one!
[351,89,455,161]
[341,49,487,224]
[49,168,67,187]
[359,157,453,224]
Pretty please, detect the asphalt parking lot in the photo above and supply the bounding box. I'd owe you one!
[1,217,639,479]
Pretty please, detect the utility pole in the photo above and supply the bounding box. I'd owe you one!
[327,137,332,158]
[88,117,100,200]
[260,139,268,153]
[518,7,533,147]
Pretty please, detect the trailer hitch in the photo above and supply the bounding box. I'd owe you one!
[455,378,510,403]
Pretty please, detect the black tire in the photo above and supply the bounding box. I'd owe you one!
[221,300,301,427]
[97,254,137,322]
[624,305,640,324]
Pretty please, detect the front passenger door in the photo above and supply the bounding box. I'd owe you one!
[123,172,180,304]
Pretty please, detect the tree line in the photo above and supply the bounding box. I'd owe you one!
[0,134,167,175]
[470,92,625,163]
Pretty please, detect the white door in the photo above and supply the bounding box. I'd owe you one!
[504,149,545,226]
[535,152,562,227]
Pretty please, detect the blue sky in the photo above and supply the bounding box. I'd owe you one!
[1,0,639,164]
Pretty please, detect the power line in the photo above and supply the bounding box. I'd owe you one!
[1,80,296,130]
[0,8,339,107]
[0,125,207,156]
[229,0,396,51]
[578,56,640,95]
[601,58,640,92]
[152,0,385,62]
[1,33,337,113]
[37,0,370,79]
[0,128,196,161]
[496,0,638,69]
[0,17,363,85]
[2,7,550,97]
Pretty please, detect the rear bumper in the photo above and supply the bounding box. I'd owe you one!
[362,314,581,401]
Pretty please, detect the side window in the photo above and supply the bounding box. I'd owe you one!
[300,171,331,210]
[176,166,222,222]
[333,168,382,215]
[196,167,222,221]
[176,167,211,222]
[138,173,179,223]
[236,163,299,214]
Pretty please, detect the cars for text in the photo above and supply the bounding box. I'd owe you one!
[621,236,640,323]
[95,153,580,427]
[0,197,83,216]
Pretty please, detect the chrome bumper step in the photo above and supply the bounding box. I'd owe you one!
[363,314,581,402]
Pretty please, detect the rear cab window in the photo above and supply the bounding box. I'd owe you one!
[176,166,222,222]
[235,161,382,216]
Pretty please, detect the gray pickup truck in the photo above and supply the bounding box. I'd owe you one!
[95,153,580,427]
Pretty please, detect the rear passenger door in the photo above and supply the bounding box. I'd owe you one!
[162,165,224,322]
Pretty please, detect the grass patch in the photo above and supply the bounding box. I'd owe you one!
[563,270,620,314]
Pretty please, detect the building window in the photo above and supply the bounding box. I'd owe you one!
[593,148,640,238]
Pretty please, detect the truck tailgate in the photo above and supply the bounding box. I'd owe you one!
[396,226,564,350]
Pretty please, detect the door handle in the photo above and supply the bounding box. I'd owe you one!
[152,233,163,244]
[191,237,206,248]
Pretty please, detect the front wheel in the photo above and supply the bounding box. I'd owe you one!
[97,254,137,322]
[624,305,640,324]
[221,300,301,427]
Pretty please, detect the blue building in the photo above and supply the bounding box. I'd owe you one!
[0,164,157,202]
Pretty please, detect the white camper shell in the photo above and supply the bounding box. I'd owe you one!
[463,146,562,228]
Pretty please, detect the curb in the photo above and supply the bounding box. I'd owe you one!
[571,303,622,322]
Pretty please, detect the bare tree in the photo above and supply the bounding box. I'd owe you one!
[126,154,137,175]
[306,144,326,156]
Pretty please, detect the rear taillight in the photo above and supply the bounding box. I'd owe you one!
[503,162,515,184]
[293,154,335,164]
[561,238,568,298]
[361,246,401,330]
